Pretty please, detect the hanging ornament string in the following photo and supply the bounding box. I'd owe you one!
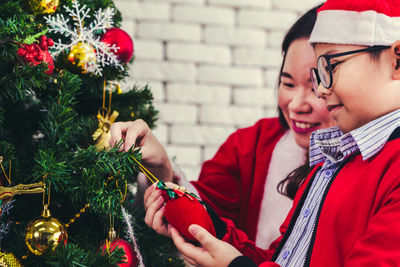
[0,157,12,186]
[131,156,198,200]
[92,79,119,150]
[103,174,127,203]
[109,213,115,239]
[131,156,159,184]
[115,178,127,203]
[42,175,51,214]
[103,79,113,117]
[102,78,107,116]
[105,210,116,253]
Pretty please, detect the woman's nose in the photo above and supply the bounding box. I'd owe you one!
[288,87,311,113]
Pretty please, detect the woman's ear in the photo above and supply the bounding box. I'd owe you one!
[391,41,400,79]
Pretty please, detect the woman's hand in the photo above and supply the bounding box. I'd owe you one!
[109,119,173,182]
[170,224,242,267]
[143,182,178,237]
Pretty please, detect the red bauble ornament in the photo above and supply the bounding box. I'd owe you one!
[101,238,138,267]
[160,187,216,242]
[100,28,134,63]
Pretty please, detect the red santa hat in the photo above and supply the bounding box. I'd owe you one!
[309,0,400,46]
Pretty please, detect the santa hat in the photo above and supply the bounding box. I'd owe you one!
[309,0,400,46]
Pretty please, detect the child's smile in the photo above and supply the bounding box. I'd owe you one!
[326,103,343,120]
[313,43,400,133]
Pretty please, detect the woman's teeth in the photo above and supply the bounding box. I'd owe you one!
[294,121,317,129]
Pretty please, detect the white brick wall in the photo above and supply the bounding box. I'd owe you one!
[115,0,323,181]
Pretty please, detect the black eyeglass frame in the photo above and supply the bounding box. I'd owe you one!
[311,46,389,95]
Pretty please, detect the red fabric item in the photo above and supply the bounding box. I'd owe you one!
[223,137,400,266]
[318,0,400,16]
[164,193,216,241]
[191,118,286,241]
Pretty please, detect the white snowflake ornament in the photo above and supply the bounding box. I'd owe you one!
[45,1,123,76]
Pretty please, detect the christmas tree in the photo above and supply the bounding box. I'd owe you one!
[0,0,184,266]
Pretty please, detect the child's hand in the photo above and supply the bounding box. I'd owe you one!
[109,120,173,182]
[170,224,242,267]
[143,182,178,237]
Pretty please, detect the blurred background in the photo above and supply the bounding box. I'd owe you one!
[114,0,323,180]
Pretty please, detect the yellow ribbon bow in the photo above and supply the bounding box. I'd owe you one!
[92,110,119,150]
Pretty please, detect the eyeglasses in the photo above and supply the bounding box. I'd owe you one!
[310,46,388,97]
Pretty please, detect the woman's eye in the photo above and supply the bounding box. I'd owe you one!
[282,83,295,88]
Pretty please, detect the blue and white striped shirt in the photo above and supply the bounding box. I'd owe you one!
[275,109,400,266]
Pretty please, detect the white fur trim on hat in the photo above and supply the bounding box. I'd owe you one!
[310,10,400,46]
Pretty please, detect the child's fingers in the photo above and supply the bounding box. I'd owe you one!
[188,224,219,250]
[170,226,210,262]
[109,122,125,148]
[143,183,157,206]
[144,186,161,211]
[144,195,164,227]
[183,255,198,266]
[124,120,149,152]
[153,206,169,236]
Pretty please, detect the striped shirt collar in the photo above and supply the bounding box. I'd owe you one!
[309,109,400,167]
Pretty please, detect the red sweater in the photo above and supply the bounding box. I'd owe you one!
[191,118,286,241]
[224,133,400,266]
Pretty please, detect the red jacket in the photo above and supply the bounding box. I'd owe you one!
[191,118,286,241]
[224,133,400,266]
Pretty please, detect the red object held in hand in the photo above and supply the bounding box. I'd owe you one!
[160,187,216,242]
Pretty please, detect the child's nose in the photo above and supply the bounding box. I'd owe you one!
[316,83,332,99]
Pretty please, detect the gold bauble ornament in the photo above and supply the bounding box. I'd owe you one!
[0,251,22,267]
[29,0,59,15]
[24,206,68,256]
[68,42,96,73]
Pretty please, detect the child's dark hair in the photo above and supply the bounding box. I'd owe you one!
[369,46,390,61]
[278,4,323,128]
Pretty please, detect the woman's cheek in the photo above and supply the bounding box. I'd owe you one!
[278,87,292,118]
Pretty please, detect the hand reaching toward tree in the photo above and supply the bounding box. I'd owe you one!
[110,119,173,182]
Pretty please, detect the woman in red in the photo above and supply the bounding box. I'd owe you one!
[111,4,335,249]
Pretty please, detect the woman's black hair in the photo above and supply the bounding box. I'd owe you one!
[278,3,323,129]
[276,4,323,199]
[278,153,310,199]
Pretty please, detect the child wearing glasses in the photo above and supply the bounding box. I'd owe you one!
[165,0,400,266]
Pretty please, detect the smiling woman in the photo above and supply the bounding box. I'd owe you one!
[278,38,335,149]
